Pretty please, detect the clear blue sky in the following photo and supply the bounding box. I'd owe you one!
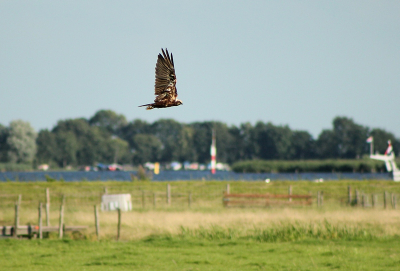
[1,1,399,138]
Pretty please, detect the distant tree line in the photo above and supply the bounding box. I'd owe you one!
[0,109,399,169]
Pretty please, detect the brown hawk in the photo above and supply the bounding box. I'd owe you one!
[139,48,182,110]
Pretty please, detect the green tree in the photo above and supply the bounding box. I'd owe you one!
[190,122,213,164]
[36,129,57,165]
[0,124,8,162]
[253,122,293,160]
[53,118,91,139]
[239,122,257,161]
[89,109,127,135]
[150,119,185,163]
[53,119,111,166]
[316,130,337,158]
[54,131,78,167]
[6,120,37,163]
[177,125,196,162]
[316,117,369,159]
[291,130,316,159]
[132,134,162,164]
[120,119,151,148]
[332,117,368,158]
[76,127,106,165]
[103,136,131,164]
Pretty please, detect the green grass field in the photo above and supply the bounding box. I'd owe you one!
[2,238,400,270]
[1,180,400,270]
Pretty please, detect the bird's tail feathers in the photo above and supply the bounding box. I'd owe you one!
[139,103,154,110]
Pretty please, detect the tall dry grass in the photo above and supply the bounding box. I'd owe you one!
[1,180,400,240]
[2,206,400,240]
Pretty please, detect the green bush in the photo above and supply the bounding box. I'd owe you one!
[130,165,152,181]
[45,174,57,182]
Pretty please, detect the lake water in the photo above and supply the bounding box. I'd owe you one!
[0,170,392,182]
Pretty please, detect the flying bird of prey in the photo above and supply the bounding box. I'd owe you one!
[139,48,182,110]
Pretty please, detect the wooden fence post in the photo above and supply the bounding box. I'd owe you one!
[58,203,64,239]
[355,190,359,206]
[14,203,19,238]
[288,185,292,202]
[393,194,397,209]
[46,188,50,226]
[166,184,171,205]
[188,192,192,208]
[94,205,100,240]
[348,186,351,205]
[38,202,43,239]
[371,194,375,208]
[320,191,324,206]
[18,194,22,206]
[117,208,121,240]
[142,191,145,209]
[362,194,365,208]
[384,191,387,209]
[226,184,230,194]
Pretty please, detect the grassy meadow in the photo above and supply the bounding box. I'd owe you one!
[2,238,400,270]
[1,180,400,270]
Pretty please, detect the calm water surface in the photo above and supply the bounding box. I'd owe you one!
[0,170,392,182]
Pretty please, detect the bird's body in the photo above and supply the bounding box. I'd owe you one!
[139,48,182,110]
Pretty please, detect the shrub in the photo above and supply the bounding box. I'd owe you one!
[0,163,33,172]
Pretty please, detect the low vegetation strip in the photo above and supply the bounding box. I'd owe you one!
[231,159,393,173]
[177,221,374,242]
[0,163,33,172]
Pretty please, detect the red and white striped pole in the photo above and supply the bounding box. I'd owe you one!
[210,129,216,174]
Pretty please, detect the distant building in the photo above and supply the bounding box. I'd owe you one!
[38,164,49,171]
[170,162,182,171]
[96,163,124,171]
[144,162,155,170]
[207,162,230,171]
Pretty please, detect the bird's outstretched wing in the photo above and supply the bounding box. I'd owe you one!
[154,49,177,99]
[139,48,182,110]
